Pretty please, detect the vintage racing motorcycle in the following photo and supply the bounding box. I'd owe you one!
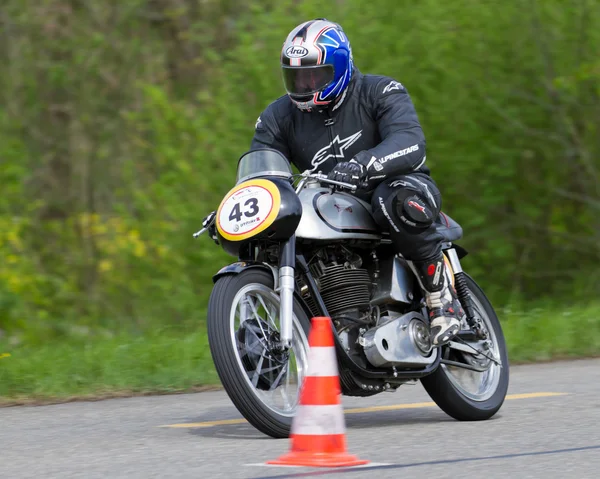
[195,148,509,438]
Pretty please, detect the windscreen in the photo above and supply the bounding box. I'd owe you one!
[236,149,293,183]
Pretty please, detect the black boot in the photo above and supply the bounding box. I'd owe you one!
[407,252,463,346]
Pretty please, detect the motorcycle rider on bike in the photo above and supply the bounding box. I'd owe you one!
[205,18,464,346]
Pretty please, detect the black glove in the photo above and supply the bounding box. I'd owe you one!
[202,211,219,244]
[327,161,366,187]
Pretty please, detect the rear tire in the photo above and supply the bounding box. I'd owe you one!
[207,268,311,438]
[420,273,509,420]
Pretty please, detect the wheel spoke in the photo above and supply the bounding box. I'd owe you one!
[247,296,269,338]
[448,339,501,366]
[441,285,502,402]
[268,362,288,391]
[235,338,251,359]
[228,283,309,417]
[251,354,265,388]
[441,358,489,372]
[257,294,278,331]
[247,360,284,385]
[242,322,268,346]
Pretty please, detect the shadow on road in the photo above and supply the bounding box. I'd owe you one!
[186,408,460,440]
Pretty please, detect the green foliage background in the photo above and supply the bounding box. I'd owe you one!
[1,0,599,344]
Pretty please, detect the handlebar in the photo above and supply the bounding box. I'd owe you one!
[299,172,358,192]
[192,226,209,238]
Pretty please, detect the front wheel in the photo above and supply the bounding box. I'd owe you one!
[420,273,509,420]
[206,268,311,438]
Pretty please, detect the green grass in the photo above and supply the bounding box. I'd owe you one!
[0,327,220,405]
[500,302,600,362]
[1,304,599,405]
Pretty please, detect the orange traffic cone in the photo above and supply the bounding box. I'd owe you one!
[267,316,369,468]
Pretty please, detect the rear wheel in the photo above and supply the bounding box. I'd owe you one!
[420,273,509,420]
[206,269,311,438]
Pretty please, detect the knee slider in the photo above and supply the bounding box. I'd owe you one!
[393,191,434,230]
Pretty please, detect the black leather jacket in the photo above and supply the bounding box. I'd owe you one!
[250,67,430,196]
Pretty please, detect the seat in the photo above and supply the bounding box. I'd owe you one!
[435,212,463,242]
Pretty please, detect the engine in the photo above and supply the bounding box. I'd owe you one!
[296,245,438,396]
[298,246,373,321]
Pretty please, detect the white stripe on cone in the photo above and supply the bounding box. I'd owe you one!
[290,405,346,436]
[306,346,339,377]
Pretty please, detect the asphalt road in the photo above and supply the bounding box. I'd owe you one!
[1,358,599,479]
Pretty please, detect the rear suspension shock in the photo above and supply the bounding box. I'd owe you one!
[445,246,489,340]
[453,271,487,339]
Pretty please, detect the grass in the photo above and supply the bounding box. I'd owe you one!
[1,303,599,405]
[501,302,600,362]
[0,326,220,406]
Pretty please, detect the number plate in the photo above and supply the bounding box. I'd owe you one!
[216,179,281,241]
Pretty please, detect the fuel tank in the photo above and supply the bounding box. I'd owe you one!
[295,185,381,241]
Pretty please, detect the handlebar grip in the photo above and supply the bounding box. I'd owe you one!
[312,174,357,191]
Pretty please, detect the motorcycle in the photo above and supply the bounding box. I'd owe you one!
[195,148,509,438]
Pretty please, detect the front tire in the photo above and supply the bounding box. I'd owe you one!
[206,268,311,438]
[420,273,509,421]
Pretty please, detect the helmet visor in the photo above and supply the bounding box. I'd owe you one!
[282,65,334,95]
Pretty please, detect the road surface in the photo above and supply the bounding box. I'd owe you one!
[1,358,599,478]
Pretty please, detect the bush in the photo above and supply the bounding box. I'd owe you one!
[0,0,598,342]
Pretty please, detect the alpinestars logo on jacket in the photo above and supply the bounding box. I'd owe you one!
[310,130,363,170]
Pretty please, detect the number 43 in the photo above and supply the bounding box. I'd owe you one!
[229,198,259,222]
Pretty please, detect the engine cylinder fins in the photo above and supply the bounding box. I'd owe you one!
[320,277,371,293]
[320,284,371,299]
[318,266,371,288]
[321,287,371,316]
[299,263,373,318]
[317,265,372,316]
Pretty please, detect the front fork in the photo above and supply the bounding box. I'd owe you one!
[277,235,296,350]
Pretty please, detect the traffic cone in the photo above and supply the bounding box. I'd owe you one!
[267,316,369,468]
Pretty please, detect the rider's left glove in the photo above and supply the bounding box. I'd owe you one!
[202,211,219,245]
[327,160,367,187]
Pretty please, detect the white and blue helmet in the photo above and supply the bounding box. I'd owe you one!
[280,19,354,112]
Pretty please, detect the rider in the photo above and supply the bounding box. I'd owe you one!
[208,18,464,346]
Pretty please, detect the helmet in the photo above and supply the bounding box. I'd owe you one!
[280,19,354,112]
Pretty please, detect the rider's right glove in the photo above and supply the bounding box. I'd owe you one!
[202,211,219,245]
